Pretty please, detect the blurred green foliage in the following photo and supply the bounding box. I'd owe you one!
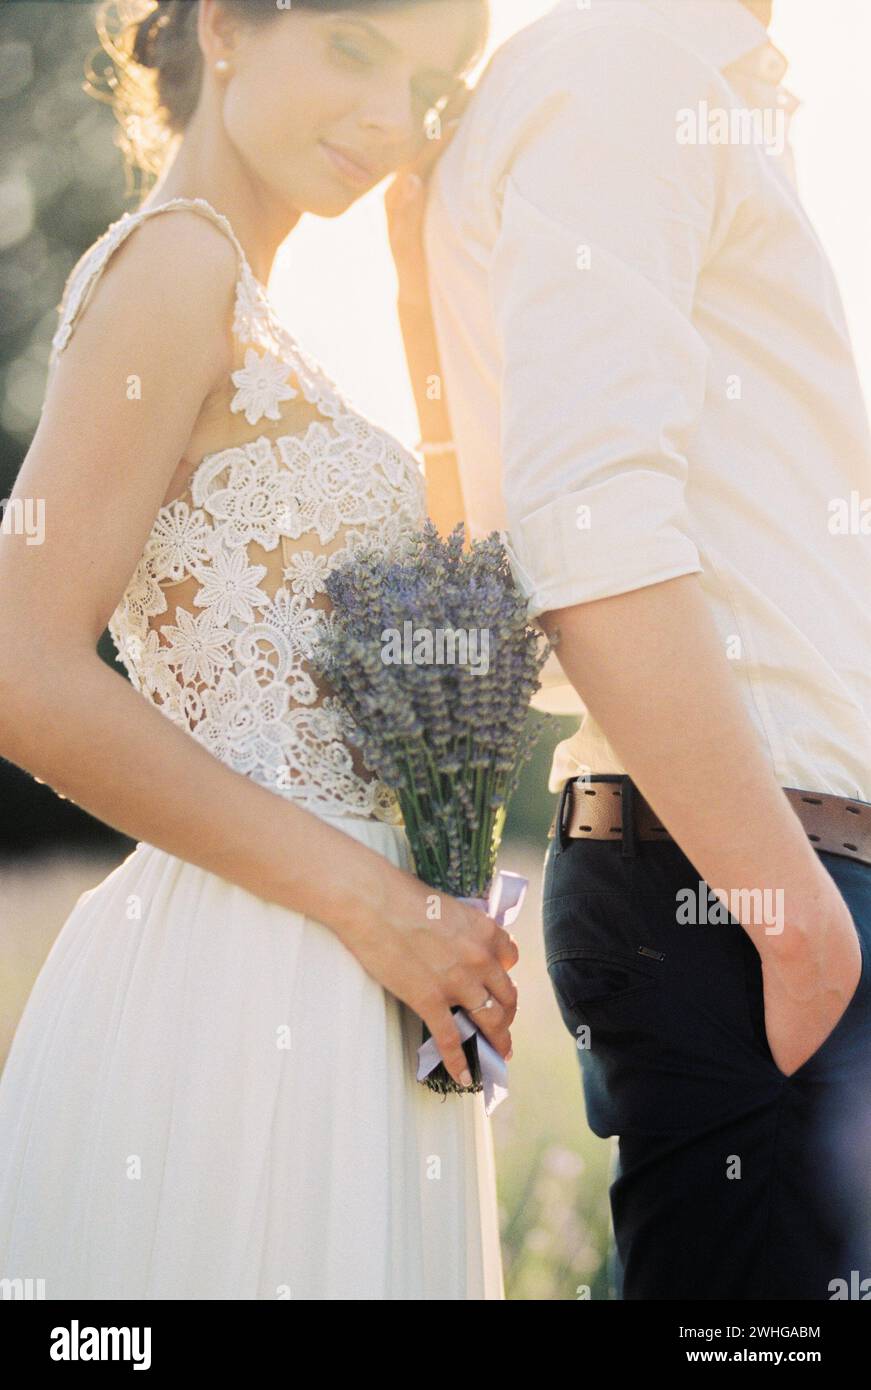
[1,1,128,493]
[504,711,575,843]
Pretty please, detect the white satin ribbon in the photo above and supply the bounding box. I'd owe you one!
[416,870,527,1116]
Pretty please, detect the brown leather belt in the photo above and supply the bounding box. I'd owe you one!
[548,774,871,867]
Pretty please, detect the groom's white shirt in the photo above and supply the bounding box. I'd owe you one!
[424,0,871,800]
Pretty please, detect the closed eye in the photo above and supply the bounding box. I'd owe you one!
[330,35,373,68]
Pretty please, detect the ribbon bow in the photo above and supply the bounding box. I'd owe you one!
[416,869,527,1115]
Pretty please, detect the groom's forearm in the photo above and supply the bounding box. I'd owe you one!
[539,574,852,952]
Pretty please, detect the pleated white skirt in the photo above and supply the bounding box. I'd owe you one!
[0,814,504,1299]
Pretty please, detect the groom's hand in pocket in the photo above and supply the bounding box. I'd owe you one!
[756,895,862,1077]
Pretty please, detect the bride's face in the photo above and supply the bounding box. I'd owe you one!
[214,2,484,218]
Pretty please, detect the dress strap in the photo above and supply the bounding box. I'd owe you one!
[49,196,264,364]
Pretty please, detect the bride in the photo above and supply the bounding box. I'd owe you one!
[0,0,514,1300]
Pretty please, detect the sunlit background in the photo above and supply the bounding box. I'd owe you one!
[1,0,869,1300]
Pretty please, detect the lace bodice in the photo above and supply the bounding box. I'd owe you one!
[50,197,426,823]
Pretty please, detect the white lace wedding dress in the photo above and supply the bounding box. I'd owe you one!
[0,197,503,1300]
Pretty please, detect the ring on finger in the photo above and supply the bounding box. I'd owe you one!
[468,992,496,1014]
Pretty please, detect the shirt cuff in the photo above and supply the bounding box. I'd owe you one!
[502,471,703,619]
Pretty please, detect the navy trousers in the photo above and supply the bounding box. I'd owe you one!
[542,775,871,1301]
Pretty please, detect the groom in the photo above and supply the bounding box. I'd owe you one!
[424,0,871,1298]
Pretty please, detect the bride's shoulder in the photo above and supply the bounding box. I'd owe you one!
[109,203,240,277]
[51,203,240,380]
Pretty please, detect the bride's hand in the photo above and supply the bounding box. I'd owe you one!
[352,875,518,1087]
[385,84,473,309]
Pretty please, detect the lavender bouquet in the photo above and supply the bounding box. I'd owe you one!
[311,522,551,1097]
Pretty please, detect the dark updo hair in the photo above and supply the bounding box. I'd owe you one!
[91,0,489,186]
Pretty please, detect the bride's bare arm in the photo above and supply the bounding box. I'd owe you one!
[0,213,515,1082]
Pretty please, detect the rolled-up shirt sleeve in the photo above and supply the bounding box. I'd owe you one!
[491,25,717,617]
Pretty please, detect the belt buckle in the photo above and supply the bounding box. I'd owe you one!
[548,778,576,844]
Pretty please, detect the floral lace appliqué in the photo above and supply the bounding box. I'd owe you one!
[69,197,426,825]
[230,347,298,425]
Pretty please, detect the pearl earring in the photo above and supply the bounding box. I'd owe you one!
[215,58,231,76]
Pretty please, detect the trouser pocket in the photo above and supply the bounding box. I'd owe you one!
[543,841,776,1134]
